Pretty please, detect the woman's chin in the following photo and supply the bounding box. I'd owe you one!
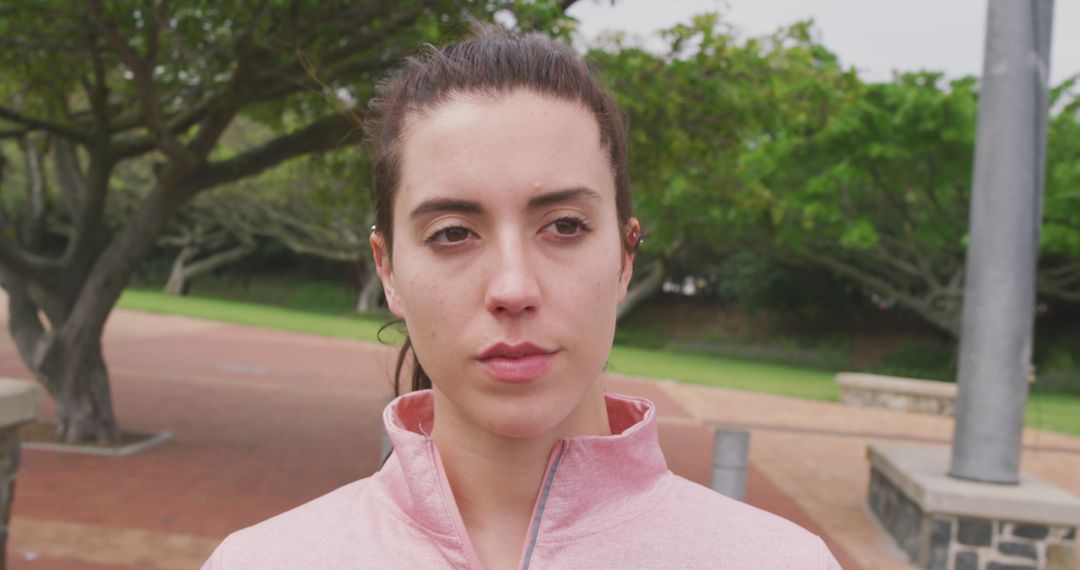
[479,408,567,439]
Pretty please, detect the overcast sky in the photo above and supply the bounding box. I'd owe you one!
[568,0,1080,85]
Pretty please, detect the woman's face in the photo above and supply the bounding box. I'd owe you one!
[372,90,637,439]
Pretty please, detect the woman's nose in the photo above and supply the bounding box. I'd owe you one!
[484,239,541,316]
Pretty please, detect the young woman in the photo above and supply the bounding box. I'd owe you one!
[204,27,841,570]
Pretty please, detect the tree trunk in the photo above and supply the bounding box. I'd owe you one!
[616,259,666,322]
[356,275,384,313]
[50,338,119,444]
[356,254,384,313]
[29,184,193,444]
[2,275,119,444]
[164,245,198,295]
[167,243,254,297]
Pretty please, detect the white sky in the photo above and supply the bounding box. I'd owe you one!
[568,0,1080,85]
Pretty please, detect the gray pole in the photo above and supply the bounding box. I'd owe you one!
[710,428,749,502]
[949,0,1054,484]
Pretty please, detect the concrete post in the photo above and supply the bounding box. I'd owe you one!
[710,428,749,502]
[949,0,1054,484]
[0,379,41,570]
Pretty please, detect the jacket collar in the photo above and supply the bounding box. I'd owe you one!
[376,390,670,542]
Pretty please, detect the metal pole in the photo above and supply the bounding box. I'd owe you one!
[710,428,748,502]
[949,0,1054,484]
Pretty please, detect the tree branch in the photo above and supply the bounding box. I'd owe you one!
[0,235,58,288]
[53,138,87,221]
[800,249,961,336]
[250,207,361,261]
[181,243,255,279]
[88,0,196,166]
[1038,261,1080,301]
[81,27,113,133]
[185,112,361,196]
[0,106,88,142]
[111,98,216,159]
[18,136,48,249]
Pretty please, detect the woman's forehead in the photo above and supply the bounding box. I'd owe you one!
[395,90,615,210]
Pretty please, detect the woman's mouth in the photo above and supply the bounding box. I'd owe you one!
[477,342,557,383]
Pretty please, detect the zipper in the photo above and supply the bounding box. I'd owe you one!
[518,441,568,570]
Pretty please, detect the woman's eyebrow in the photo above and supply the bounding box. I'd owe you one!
[409,187,600,220]
[527,187,601,209]
[410,198,483,219]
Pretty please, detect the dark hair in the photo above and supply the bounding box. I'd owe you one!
[366,25,634,396]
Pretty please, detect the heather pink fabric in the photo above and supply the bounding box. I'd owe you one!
[203,390,842,569]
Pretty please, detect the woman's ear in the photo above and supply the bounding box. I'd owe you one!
[617,217,641,303]
[370,232,406,319]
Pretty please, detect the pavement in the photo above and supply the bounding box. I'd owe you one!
[1,301,1078,570]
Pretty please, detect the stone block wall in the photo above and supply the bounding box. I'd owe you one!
[0,426,20,569]
[839,387,955,416]
[869,467,1077,570]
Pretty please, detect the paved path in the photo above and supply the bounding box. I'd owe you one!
[1,302,1078,569]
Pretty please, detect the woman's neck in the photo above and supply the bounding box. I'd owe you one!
[429,385,611,569]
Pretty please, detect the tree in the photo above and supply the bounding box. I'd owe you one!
[737,73,977,336]
[592,13,1079,332]
[159,193,257,296]
[229,153,384,312]
[1040,75,1080,302]
[590,15,856,318]
[0,0,582,443]
[739,72,1080,336]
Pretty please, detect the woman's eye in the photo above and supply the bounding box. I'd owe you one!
[546,217,590,237]
[427,226,473,245]
[442,227,471,242]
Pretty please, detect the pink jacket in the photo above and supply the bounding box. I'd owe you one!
[204,390,841,569]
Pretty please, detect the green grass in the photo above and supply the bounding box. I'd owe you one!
[118,289,390,342]
[1027,392,1080,437]
[118,288,1080,437]
[131,276,359,316]
[609,345,838,401]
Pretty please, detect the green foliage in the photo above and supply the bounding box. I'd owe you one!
[591,16,852,260]
[1043,75,1080,259]
[708,251,863,319]
[741,71,977,266]
[593,12,1080,332]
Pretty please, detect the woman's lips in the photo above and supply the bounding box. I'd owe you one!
[478,352,556,383]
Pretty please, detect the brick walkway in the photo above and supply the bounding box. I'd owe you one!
[0,305,1077,569]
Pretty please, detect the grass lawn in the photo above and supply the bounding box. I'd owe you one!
[608,345,837,401]
[119,289,391,342]
[1026,392,1080,437]
[118,288,1080,437]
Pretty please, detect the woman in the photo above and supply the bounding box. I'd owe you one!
[204,26,841,570]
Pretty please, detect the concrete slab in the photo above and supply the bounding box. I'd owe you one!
[0,378,39,428]
[869,443,1080,526]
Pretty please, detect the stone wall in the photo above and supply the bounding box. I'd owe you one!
[0,426,20,568]
[842,388,956,416]
[869,467,1077,570]
[836,373,956,416]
